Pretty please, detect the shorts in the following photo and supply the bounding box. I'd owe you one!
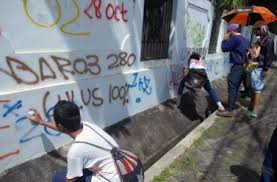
[251,68,264,93]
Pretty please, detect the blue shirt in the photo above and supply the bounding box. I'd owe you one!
[221,35,250,65]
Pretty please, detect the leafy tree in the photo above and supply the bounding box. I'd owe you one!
[217,0,248,10]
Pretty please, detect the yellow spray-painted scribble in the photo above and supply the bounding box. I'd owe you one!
[60,0,90,36]
[23,0,90,36]
[23,0,62,28]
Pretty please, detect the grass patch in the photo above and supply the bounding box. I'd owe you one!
[152,126,218,182]
[193,137,205,148]
[193,126,218,149]
[152,117,225,181]
[215,116,227,122]
[201,126,217,139]
[152,150,196,182]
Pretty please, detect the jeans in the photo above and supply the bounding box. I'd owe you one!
[260,128,277,181]
[177,69,220,104]
[227,64,244,110]
[251,68,264,93]
[52,169,93,182]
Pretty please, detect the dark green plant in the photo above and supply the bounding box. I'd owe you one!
[216,0,248,10]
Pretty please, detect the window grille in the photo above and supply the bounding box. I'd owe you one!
[141,0,173,60]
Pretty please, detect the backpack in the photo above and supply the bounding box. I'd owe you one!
[184,69,207,91]
[74,123,144,182]
[243,46,261,73]
[232,47,260,73]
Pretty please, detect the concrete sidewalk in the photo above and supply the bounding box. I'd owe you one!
[147,68,277,182]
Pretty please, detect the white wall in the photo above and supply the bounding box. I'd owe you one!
[0,0,228,172]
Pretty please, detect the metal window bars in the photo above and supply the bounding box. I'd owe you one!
[141,0,173,61]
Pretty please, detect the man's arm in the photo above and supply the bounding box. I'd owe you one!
[182,67,189,76]
[29,109,59,131]
[221,35,237,52]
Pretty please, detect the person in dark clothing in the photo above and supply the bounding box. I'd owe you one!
[246,21,274,118]
[252,21,275,74]
[177,53,225,111]
[217,24,250,117]
[260,127,277,181]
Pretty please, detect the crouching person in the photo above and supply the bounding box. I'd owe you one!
[176,52,225,111]
[29,100,143,182]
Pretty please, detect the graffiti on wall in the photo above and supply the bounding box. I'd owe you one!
[0,100,20,161]
[186,15,206,47]
[168,64,183,89]
[23,0,89,36]
[205,55,230,80]
[128,73,152,103]
[84,0,128,22]
[0,70,155,170]
[23,0,131,36]
[0,52,136,87]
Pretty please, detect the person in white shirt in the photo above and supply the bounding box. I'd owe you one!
[177,52,225,111]
[30,100,121,182]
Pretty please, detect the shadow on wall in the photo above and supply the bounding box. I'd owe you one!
[41,134,66,163]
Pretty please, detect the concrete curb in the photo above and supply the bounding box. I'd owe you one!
[144,112,218,182]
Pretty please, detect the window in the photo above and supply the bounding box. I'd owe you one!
[141,0,173,61]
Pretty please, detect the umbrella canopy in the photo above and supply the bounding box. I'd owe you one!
[222,5,277,26]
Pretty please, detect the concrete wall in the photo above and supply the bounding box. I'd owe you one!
[0,0,229,172]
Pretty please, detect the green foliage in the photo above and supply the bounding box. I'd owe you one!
[216,0,249,10]
[152,151,196,182]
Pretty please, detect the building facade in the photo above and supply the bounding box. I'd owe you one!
[0,0,229,172]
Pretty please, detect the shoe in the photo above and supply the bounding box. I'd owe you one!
[217,108,225,112]
[216,102,225,111]
[247,110,257,118]
[217,107,226,112]
[216,110,234,117]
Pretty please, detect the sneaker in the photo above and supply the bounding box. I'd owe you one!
[216,102,225,111]
[247,110,257,118]
[217,108,225,112]
[216,110,234,117]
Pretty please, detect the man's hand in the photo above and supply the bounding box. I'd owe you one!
[28,109,60,132]
[224,32,231,40]
[28,109,44,125]
[183,68,189,76]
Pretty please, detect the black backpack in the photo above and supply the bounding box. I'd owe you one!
[184,69,207,91]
